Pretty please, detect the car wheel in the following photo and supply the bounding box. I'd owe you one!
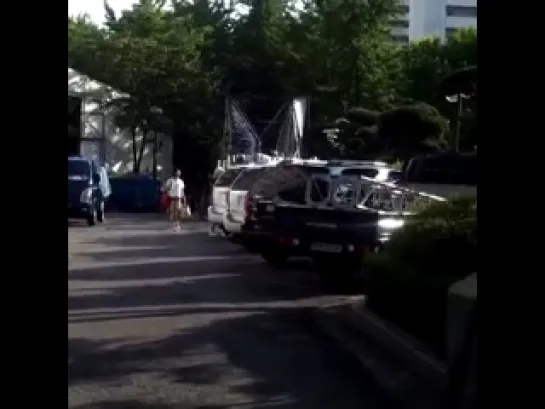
[226,231,240,243]
[242,239,261,253]
[261,248,288,268]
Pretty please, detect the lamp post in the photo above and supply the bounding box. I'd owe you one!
[149,106,164,180]
[441,66,477,153]
[445,93,470,152]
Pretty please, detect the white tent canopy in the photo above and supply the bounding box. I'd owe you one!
[68,67,127,100]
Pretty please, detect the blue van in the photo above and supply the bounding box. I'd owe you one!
[68,156,111,225]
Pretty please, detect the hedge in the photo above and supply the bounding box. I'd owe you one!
[360,197,477,359]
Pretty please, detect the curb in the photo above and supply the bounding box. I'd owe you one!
[311,296,447,409]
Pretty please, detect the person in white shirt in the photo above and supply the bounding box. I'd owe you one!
[163,169,186,230]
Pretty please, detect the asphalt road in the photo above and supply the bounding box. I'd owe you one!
[68,214,389,409]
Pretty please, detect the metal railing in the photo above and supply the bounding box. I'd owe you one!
[304,174,446,215]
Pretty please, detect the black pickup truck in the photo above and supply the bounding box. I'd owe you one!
[255,165,407,272]
[236,161,329,258]
[266,202,404,272]
[264,167,410,272]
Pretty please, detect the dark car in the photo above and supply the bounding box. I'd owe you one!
[237,161,329,261]
[68,156,111,226]
[261,163,407,272]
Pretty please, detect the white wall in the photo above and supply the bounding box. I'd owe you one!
[68,68,173,179]
[392,0,477,42]
[102,109,173,179]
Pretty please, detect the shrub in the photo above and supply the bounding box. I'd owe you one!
[360,197,477,358]
[387,197,476,276]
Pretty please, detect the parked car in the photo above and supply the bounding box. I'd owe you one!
[253,160,404,269]
[68,156,111,226]
[222,164,277,242]
[402,152,477,198]
[207,165,248,237]
[234,160,328,256]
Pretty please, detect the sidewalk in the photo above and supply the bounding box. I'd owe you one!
[311,296,447,409]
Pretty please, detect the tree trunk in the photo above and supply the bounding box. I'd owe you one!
[134,127,148,174]
[152,131,158,180]
[131,126,138,173]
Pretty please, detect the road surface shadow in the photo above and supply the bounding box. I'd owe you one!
[69,309,389,409]
[68,258,320,312]
[73,231,243,262]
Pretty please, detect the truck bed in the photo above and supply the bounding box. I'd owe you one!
[274,203,381,245]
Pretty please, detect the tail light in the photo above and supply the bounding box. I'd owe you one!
[244,197,253,219]
[277,236,300,246]
[354,244,369,253]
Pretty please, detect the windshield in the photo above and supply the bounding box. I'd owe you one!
[215,168,243,187]
[405,153,477,185]
[68,160,90,180]
[231,168,265,190]
[341,167,380,179]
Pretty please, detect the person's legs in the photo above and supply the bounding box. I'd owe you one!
[173,198,183,230]
[169,198,179,229]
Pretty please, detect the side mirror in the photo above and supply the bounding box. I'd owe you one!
[92,173,101,184]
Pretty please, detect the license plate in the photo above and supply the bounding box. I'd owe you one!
[310,242,343,253]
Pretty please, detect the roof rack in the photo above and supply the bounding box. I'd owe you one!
[327,159,389,167]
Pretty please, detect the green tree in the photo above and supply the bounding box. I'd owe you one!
[68,0,477,184]
[399,28,477,107]
[378,102,449,160]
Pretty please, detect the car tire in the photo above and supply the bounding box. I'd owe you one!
[261,248,288,268]
[96,201,105,223]
[226,232,240,243]
[242,239,260,253]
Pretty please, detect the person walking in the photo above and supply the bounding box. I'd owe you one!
[162,169,186,231]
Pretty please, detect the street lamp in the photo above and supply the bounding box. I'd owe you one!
[445,93,471,153]
[322,127,343,153]
[149,106,164,180]
[322,127,339,143]
[440,66,477,153]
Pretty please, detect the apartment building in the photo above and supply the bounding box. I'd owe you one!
[391,0,477,43]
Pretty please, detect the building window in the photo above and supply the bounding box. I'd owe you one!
[392,34,409,43]
[400,5,409,14]
[446,5,477,18]
[391,19,410,28]
[445,27,459,36]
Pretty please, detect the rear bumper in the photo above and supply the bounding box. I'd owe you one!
[222,212,242,234]
[240,224,274,248]
[208,206,225,225]
[270,230,387,259]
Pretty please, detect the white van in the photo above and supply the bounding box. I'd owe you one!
[207,166,245,233]
[221,159,326,237]
[222,164,278,235]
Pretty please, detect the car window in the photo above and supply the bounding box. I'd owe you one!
[331,167,380,205]
[282,165,330,204]
[68,160,90,179]
[405,153,477,185]
[309,176,331,202]
[214,168,243,187]
[387,170,402,182]
[341,167,379,179]
[250,164,328,204]
[231,168,266,190]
